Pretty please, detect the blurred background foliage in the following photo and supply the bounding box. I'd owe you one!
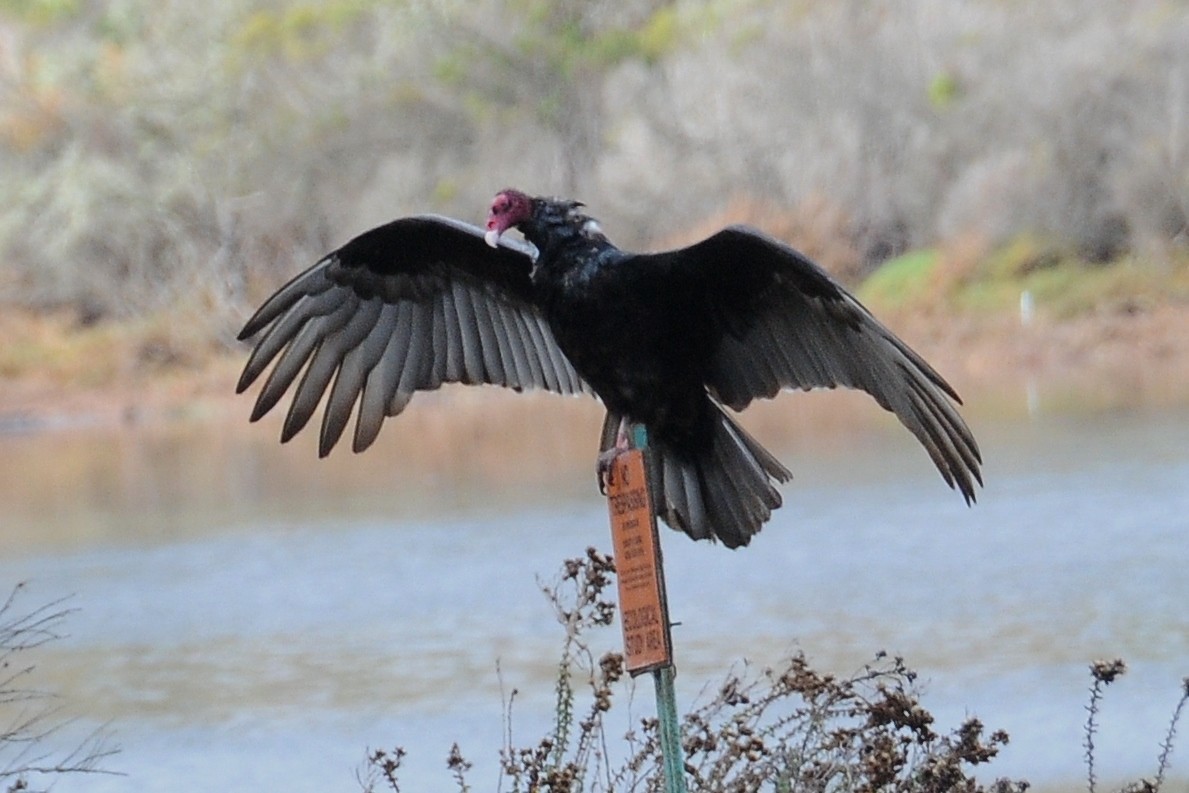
[1,0,1187,332]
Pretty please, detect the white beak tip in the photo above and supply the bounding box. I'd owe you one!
[484,229,501,248]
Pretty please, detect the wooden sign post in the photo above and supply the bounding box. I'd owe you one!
[606,449,673,674]
[605,430,688,793]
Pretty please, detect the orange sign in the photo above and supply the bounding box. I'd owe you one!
[606,450,673,675]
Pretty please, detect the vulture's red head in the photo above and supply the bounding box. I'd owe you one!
[485,189,534,247]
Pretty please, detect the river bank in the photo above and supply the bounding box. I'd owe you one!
[2,298,1188,438]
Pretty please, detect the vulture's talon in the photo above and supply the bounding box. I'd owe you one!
[597,417,633,494]
[597,448,621,494]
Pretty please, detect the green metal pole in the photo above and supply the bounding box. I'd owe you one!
[653,665,688,792]
[630,424,688,793]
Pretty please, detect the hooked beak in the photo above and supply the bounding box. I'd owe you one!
[485,189,528,248]
[484,211,506,248]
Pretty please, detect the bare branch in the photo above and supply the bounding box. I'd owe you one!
[0,584,120,790]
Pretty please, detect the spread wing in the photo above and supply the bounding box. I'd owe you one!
[236,215,589,456]
[629,226,982,503]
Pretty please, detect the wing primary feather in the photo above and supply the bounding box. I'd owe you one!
[439,287,464,382]
[534,313,584,394]
[282,295,375,444]
[351,304,403,453]
[526,314,564,392]
[709,346,752,410]
[538,317,574,392]
[906,398,957,491]
[237,287,345,392]
[464,287,507,385]
[747,312,790,399]
[501,306,539,387]
[780,312,841,389]
[717,336,770,409]
[278,337,331,443]
[752,309,806,387]
[381,305,416,398]
[318,297,385,456]
[511,311,549,388]
[921,384,981,477]
[498,305,537,389]
[357,304,417,450]
[387,391,413,417]
[857,305,964,404]
[450,282,486,383]
[237,262,334,340]
[241,216,545,451]
[251,298,354,423]
[397,302,434,394]
[481,302,524,388]
[428,296,448,386]
[901,372,982,499]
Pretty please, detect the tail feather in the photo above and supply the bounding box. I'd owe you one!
[599,405,791,548]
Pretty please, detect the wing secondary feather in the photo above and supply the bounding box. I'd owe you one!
[628,226,982,502]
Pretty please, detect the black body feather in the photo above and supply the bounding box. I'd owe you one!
[237,197,982,547]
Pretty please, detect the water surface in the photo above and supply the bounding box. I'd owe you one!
[1,397,1186,791]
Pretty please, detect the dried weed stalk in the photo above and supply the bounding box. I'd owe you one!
[1,582,119,792]
[359,549,1189,792]
[499,547,621,793]
[608,650,1026,793]
[1084,660,1189,793]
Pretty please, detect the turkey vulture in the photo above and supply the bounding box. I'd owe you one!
[237,189,982,548]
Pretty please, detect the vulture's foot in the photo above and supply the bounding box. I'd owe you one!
[597,419,633,494]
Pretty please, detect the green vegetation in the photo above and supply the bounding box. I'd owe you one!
[927,72,961,109]
[857,250,942,309]
[1,0,1187,373]
[859,239,1189,320]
